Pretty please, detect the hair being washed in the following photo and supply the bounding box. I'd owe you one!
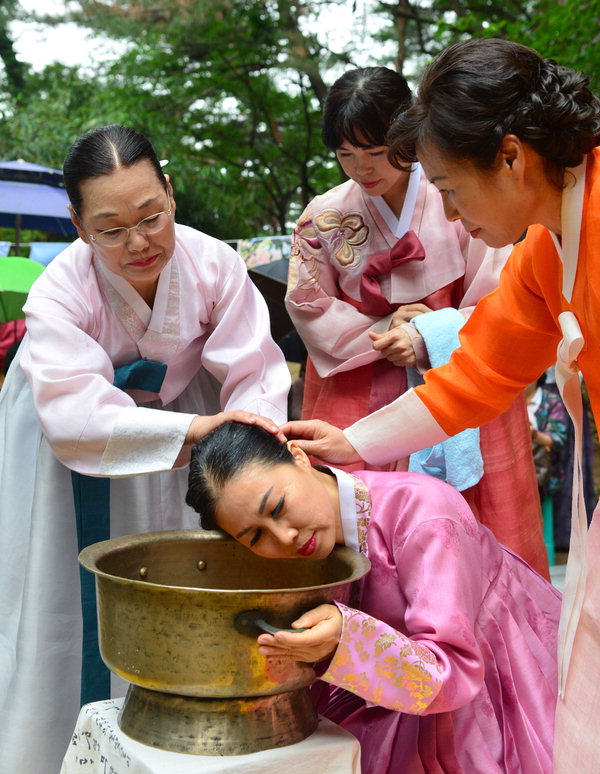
[387,38,600,186]
[63,124,167,216]
[186,422,294,531]
[322,66,413,150]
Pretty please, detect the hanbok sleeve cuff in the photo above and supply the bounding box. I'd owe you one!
[322,603,443,713]
[99,407,196,475]
[399,323,429,373]
[343,388,449,466]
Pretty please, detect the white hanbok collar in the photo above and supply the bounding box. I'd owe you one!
[548,159,587,303]
[325,466,361,552]
[94,255,185,359]
[94,256,173,328]
[550,156,588,697]
[371,163,421,239]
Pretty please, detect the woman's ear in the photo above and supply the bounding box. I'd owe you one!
[499,134,524,177]
[164,174,176,216]
[287,440,312,469]
[69,205,90,244]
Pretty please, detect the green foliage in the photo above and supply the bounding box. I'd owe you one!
[0,64,98,167]
[10,0,345,238]
[0,0,597,241]
[415,0,600,91]
[373,1,599,91]
[429,0,600,91]
[509,0,600,92]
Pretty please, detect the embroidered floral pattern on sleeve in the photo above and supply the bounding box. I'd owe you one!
[323,604,443,713]
[321,604,442,715]
[290,206,370,292]
[324,476,443,713]
[289,210,324,291]
[314,210,369,268]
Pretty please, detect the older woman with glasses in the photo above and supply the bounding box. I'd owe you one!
[0,124,290,774]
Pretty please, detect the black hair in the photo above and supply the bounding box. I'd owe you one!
[536,371,548,388]
[322,66,412,150]
[387,38,600,187]
[62,124,167,216]
[186,421,294,531]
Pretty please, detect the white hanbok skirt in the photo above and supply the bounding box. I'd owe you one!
[0,347,222,774]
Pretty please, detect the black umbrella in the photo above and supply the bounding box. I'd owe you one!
[248,258,296,343]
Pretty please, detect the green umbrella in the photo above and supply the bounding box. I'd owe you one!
[0,256,45,323]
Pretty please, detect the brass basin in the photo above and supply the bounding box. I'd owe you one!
[79,529,371,699]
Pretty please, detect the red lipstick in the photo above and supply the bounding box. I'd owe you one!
[297,532,317,556]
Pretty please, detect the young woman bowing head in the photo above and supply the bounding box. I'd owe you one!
[187,421,560,774]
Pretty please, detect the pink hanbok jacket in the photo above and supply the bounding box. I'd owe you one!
[20,223,290,475]
[313,469,560,774]
[286,171,505,383]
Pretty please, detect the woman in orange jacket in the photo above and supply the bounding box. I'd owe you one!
[281,38,600,774]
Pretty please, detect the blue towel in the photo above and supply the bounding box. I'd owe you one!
[408,308,483,491]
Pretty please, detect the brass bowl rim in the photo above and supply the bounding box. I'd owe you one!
[78,528,371,594]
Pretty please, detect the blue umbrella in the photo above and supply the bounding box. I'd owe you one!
[0,159,76,252]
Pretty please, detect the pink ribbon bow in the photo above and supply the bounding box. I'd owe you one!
[359,230,426,316]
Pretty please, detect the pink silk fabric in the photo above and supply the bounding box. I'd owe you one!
[312,471,560,774]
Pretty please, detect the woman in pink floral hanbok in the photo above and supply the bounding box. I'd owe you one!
[286,67,507,443]
[285,66,548,578]
[186,422,561,774]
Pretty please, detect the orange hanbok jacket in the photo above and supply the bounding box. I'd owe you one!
[346,147,600,774]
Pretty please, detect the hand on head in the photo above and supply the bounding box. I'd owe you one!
[278,419,363,465]
[185,411,285,446]
[257,603,343,663]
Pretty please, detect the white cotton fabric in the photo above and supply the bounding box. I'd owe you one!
[344,388,449,466]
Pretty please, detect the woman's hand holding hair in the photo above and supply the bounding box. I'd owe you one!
[257,604,343,663]
[279,419,362,464]
[185,411,286,445]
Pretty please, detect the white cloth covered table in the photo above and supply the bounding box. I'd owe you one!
[60,698,361,774]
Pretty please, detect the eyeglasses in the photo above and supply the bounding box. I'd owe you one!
[88,200,173,247]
